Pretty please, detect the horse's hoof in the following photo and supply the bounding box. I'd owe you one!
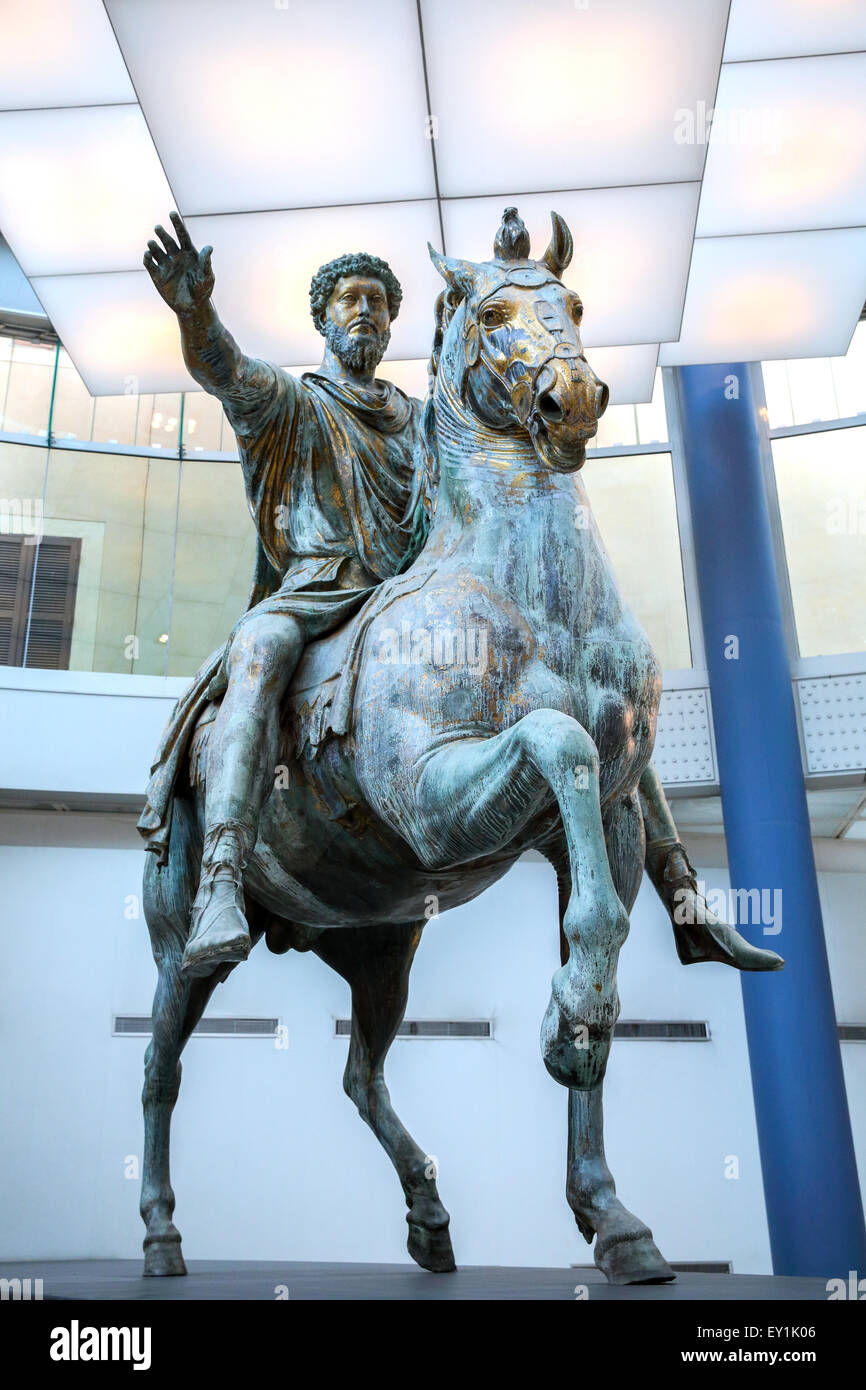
[595,1231,675,1286]
[407,1220,456,1273]
[143,1237,187,1277]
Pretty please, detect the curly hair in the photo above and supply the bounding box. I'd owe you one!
[309,252,402,333]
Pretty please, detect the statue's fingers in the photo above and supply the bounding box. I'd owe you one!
[154,223,180,257]
[146,239,166,265]
[170,211,193,251]
[198,245,213,274]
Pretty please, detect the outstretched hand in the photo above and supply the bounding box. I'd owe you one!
[144,212,214,317]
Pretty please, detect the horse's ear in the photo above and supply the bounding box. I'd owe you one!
[428,243,476,300]
[540,211,573,278]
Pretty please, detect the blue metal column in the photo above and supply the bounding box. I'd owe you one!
[675,363,866,1278]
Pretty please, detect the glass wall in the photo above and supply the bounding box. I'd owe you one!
[0,339,692,676]
[771,427,866,658]
[762,322,866,660]
[762,322,866,430]
[0,336,55,437]
[585,450,691,670]
[168,456,255,677]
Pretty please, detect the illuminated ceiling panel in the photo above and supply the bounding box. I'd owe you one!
[185,202,444,365]
[104,0,435,213]
[421,0,730,196]
[0,0,863,394]
[0,106,174,275]
[0,0,135,109]
[33,202,445,394]
[581,345,659,406]
[442,185,699,347]
[658,230,866,366]
[724,0,866,62]
[696,55,866,237]
[31,271,193,396]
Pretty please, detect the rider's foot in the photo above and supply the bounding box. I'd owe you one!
[673,915,784,972]
[183,865,250,977]
[649,840,784,973]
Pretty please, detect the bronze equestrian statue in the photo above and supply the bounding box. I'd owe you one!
[138,207,782,1286]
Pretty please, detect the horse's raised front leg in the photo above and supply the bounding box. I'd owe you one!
[314,922,456,1273]
[404,708,629,1089]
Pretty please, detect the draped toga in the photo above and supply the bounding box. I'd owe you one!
[137,359,429,862]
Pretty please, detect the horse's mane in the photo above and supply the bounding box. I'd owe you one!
[407,286,466,558]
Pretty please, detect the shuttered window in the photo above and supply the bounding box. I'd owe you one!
[0,534,80,669]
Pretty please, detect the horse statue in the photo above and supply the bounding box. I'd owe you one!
[140,208,768,1287]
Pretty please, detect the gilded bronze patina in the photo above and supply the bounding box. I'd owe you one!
[139,208,782,1286]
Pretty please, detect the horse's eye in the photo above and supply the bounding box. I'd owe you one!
[571,299,584,321]
[481,308,501,329]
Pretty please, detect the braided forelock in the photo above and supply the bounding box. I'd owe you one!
[309,252,402,334]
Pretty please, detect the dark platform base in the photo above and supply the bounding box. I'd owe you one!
[0,1259,831,1301]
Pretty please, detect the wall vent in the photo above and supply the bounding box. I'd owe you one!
[614,1020,710,1041]
[839,1024,866,1042]
[334,1019,492,1040]
[113,1016,279,1038]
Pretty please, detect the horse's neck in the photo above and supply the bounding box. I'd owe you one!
[423,367,617,624]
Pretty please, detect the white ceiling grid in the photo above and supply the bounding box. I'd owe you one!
[0,0,864,399]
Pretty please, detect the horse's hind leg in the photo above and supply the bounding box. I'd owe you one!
[313,922,456,1273]
[555,794,674,1284]
[140,800,233,1275]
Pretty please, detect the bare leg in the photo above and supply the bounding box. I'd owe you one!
[314,922,455,1273]
[183,613,303,975]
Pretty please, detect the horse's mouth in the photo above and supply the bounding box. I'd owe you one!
[531,418,595,472]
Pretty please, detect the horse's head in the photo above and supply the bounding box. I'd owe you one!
[428,208,608,472]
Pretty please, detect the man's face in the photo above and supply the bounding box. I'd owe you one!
[323,275,391,374]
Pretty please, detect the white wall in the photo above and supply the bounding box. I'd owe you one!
[1,807,862,1272]
[4,808,861,1274]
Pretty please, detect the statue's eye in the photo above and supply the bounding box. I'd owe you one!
[571,299,583,321]
[481,307,502,329]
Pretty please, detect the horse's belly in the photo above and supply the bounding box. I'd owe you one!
[248,778,517,927]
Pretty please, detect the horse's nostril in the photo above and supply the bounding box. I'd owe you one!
[537,391,563,422]
[596,382,609,417]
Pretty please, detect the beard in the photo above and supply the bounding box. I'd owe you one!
[323,317,391,374]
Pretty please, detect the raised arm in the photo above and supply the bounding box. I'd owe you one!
[143,212,261,400]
